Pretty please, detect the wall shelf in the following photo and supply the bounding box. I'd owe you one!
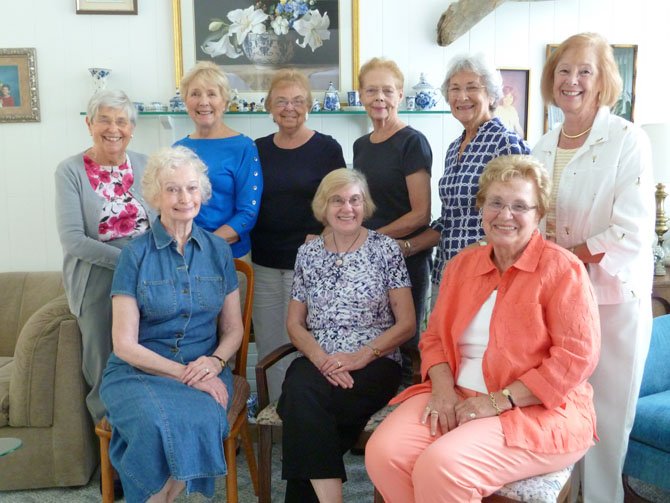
[80,110,451,116]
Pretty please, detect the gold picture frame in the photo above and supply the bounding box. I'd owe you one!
[495,68,530,140]
[75,0,138,15]
[0,48,40,123]
[172,0,359,92]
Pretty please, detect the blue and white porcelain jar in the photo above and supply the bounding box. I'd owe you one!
[169,89,186,112]
[412,73,440,111]
[323,82,341,111]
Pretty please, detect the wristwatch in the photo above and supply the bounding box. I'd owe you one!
[501,388,516,408]
[211,354,227,370]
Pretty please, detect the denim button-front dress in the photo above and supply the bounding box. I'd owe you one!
[101,218,238,502]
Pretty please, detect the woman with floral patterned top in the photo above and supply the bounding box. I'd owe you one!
[403,54,529,306]
[55,90,156,423]
[279,168,415,503]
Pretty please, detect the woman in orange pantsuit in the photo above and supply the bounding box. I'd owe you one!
[365,155,601,503]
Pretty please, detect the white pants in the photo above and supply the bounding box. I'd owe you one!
[582,299,652,503]
[251,263,297,402]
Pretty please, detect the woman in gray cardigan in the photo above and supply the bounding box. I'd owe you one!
[55,90,155,423]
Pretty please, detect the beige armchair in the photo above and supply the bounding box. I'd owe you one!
[0,272,97,490]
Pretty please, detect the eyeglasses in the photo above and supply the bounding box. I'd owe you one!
[94,116,131,128]
[484,199,537,215]
[362,87,397,98]
[328,195,364,207]
[447,85,486,96]
[274,98,307,109]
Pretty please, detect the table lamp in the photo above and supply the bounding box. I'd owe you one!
[643,123,670,274]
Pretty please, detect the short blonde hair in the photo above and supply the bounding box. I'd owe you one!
[541,32,622,108]
[476,155,551,219]
[180,61,231,104]
[358,57,404,90]
[312,168,375,225]
[265,68,313,109]
[142,146,212,211]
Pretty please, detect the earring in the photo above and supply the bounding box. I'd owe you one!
[305,111,309,121]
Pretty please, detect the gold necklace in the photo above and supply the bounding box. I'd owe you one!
[332,229,362,267]
[561,126,592,139]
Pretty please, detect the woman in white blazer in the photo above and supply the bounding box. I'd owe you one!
[533,33,654,503]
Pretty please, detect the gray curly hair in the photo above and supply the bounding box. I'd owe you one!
[441,53,503,111]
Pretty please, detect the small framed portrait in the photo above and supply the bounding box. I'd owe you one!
[76,0,138,15]
[495,69,530,140]
[0,48,40,123]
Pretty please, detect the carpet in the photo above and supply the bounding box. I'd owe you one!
[2,446,668,502]
[0,444,373,502]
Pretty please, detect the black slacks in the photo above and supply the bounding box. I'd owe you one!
[277,356,401,503]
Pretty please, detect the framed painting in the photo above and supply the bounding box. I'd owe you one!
[0,48,40,123]
[173,0,359,94]
[495,68,529,139]
[544,44,637,132]
[76,0,138,15]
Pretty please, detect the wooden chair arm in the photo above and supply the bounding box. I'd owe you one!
[405,346,422,385]
[255,343,299,409]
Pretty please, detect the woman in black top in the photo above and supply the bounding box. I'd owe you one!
[353,58,433,384]
[252,69,345,401]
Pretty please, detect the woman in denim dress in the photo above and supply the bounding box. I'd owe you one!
[100,146,243,502]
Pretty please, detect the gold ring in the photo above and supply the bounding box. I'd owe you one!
[337,361,342,368]
[430,410,439,416]
[469,412,476,419]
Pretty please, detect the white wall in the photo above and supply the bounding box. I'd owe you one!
[0,0,668,271]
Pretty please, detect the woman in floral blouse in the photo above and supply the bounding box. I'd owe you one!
[279,168,415,502]
[55,90,155,423]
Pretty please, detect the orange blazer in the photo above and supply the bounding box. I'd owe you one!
[393,231,601,454]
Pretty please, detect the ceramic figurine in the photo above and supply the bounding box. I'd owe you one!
[311,99,321,112]
[229,89,240,112]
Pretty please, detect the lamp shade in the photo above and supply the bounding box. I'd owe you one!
[642,123,670,187]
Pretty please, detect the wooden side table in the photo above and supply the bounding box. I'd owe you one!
[652,270,670,317]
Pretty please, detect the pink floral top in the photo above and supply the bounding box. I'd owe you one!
[84,154,149,242]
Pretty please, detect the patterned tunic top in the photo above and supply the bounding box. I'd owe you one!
[431,117,528,284]
[291,230,411,364]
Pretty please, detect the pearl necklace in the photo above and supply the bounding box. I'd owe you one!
[561,126,592,139]
[332,229,362,267]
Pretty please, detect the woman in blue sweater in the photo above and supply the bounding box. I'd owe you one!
[174,61,262,260]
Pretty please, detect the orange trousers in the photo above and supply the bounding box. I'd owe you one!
[365,393,588,503]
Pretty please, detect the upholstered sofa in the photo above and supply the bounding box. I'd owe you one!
[623,313,670,494]
[0,271,97,490]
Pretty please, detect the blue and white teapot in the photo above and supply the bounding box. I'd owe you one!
[323,82,341,111]
[412,73,440,111]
